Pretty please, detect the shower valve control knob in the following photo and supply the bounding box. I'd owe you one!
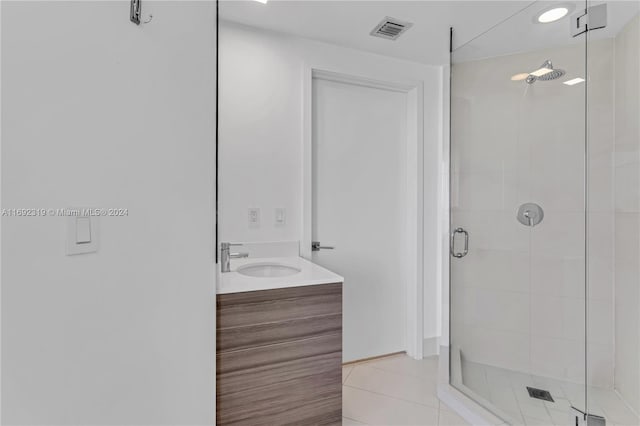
[517,203,544,227]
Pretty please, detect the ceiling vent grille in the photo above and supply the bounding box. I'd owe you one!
[370,17,413,40]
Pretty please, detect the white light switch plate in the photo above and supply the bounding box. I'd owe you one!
[66,211,99,255]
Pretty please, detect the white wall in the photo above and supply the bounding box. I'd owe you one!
[1,2,216,424]
[613,14,640,414]
[450,38,616,386]
[219,20,443,345]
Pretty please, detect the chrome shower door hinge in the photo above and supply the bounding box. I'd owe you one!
[570,406,606,426]
[571,3,607,37]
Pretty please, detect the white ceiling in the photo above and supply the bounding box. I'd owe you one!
[453,0,640,62]
[220,0,639,65]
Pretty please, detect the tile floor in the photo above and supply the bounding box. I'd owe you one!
[460,359,640,426]
[341,354,469,425]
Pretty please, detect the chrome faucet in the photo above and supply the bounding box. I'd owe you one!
[220,242,249,273]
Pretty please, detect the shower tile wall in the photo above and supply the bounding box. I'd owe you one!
[613,15,640,414]
[451,38,616,387]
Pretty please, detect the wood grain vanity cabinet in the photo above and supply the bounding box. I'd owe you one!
[216,282,343,425]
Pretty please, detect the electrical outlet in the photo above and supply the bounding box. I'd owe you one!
[248,208,260,228]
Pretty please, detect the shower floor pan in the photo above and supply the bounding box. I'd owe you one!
[456,356,639,425]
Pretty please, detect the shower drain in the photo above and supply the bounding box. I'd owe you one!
[526,386,554,402]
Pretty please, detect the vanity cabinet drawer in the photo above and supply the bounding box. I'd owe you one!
[217,371,342,425]
[217,313,342,353]
[217,332,341,375]
[217,283,342,328]
[217,351,340,396]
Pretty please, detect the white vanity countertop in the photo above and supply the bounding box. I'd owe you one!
[217,256,343,295]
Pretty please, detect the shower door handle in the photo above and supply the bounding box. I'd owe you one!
[450,227,469,259]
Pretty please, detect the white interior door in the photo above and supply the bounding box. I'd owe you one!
[312,76,408,362]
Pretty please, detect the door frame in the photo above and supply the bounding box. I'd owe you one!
[302,65,425,359]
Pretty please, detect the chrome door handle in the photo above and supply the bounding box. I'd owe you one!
[312,241,335,251]
[450,227,469,258]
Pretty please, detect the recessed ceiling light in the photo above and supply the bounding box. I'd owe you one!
[536,6,569,23]
[564,77,585,86]
[253,0,268,3]
[511,73,529,81]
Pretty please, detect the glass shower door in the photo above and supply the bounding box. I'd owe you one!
[449,1,588,424]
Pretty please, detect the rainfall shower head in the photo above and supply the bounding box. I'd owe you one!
[537,69,566,81]
[526,60,566,84]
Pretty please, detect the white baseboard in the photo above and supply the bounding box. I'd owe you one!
[423,336,440,357]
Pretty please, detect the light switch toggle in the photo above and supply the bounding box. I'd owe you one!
[66,209,99,256]
[76,217,92,244]
[275,208,286,226]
